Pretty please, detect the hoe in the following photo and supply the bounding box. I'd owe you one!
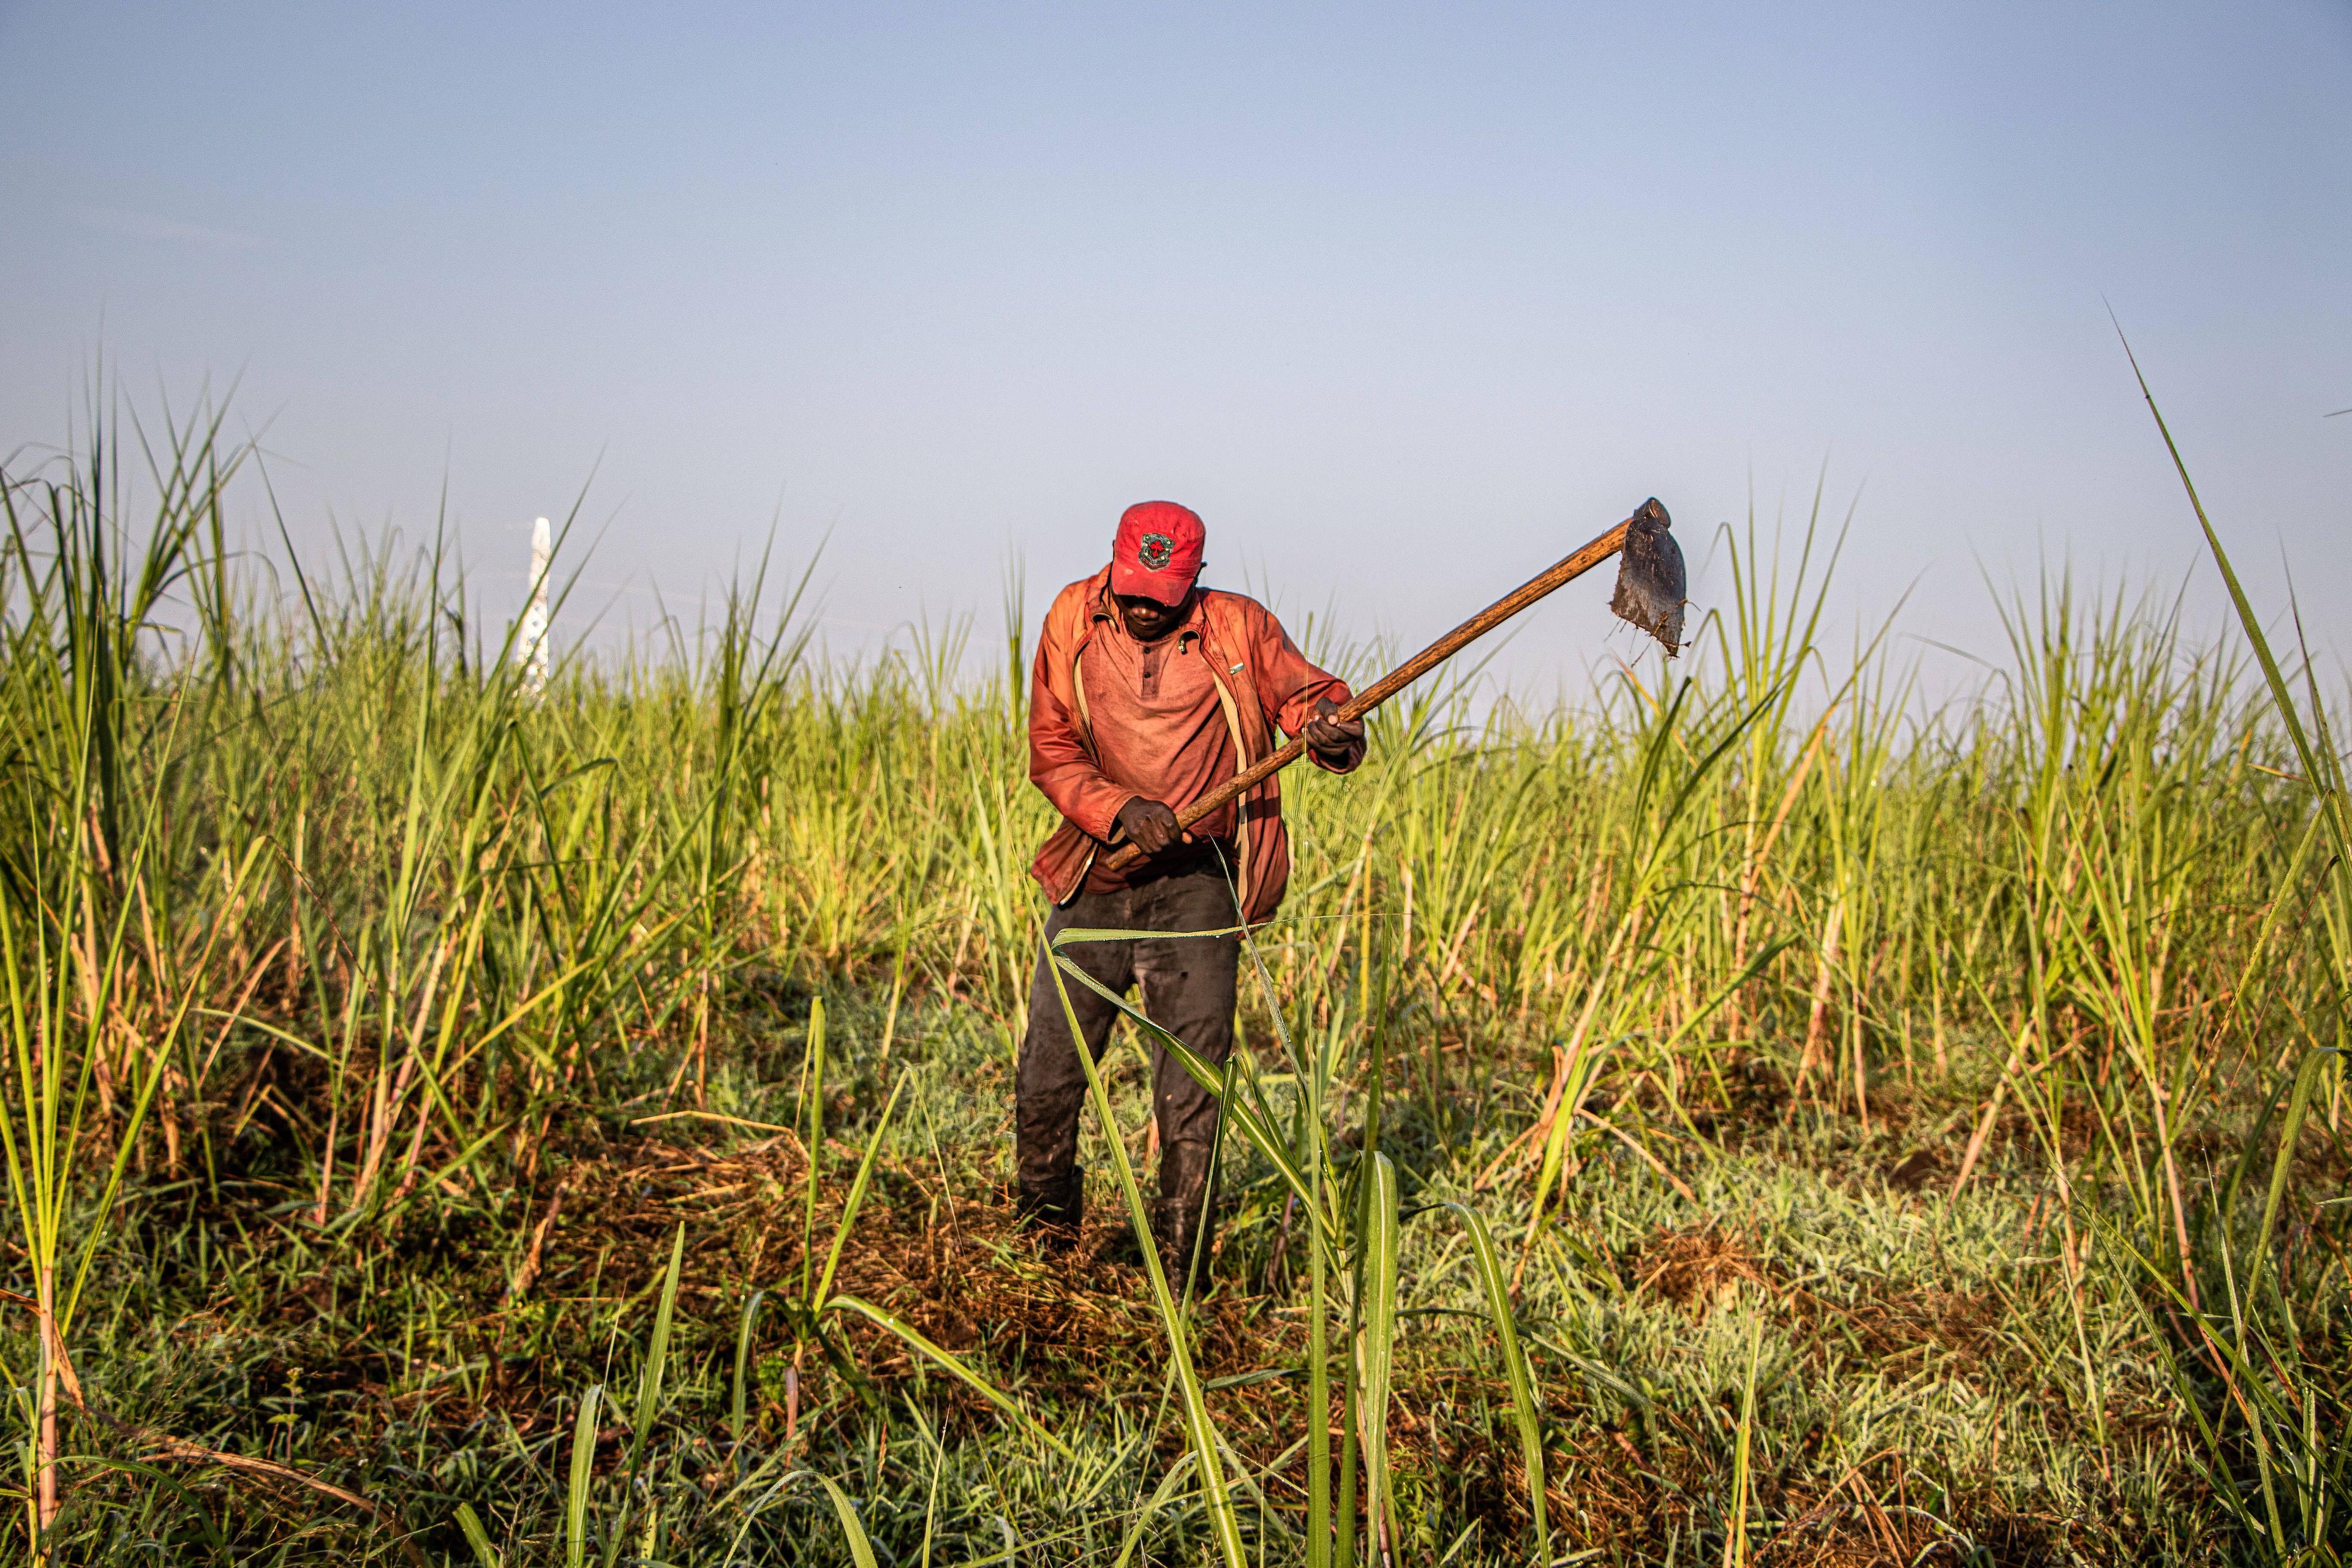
[1102,497,1686,875]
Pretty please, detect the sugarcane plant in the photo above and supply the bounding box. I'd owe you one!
[0,402,256,1556]
[1042,901,1553,1568]
[2118,353,2351,1566]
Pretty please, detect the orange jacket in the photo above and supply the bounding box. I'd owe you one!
[1027,570,1360,924]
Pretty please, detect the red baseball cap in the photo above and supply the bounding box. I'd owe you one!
[1109,501,1205,606]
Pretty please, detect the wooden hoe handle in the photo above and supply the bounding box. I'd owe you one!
[1099,507,1645,876]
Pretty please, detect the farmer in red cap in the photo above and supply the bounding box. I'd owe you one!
[1019,500,1365,1284]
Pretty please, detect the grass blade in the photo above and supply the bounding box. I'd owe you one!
[733,1289,765,1451]
[1726,1310,1762,1568]
[1045,927,1249,1568]
[810,1472,881,1568]
[454,1501,501,1568]
[594,1223,684,1568]
[1359,1152,1401,1564]
[565,1384,600,1568]
[1448,1202,1548,1553]
[822,1294,1078,1463]
[813,1072,907,1308]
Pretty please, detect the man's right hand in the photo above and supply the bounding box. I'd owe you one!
[1115,796,1189,856]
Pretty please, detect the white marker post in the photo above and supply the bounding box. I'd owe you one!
[518,515,552,696]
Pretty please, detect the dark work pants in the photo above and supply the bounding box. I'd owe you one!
[1016,857,1242,1224]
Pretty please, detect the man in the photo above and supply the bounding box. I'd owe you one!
[1017,500,1366,1283]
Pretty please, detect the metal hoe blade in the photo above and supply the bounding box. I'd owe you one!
[1608,497,1686,655]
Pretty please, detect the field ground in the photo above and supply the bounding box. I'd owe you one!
[1,407,2345,1565]
[91,990,2249,1566]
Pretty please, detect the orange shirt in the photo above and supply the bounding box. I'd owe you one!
[1079,597,1238,886]
[1026,570,1363,920]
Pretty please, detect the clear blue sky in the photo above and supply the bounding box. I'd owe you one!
[4,1,2347,690]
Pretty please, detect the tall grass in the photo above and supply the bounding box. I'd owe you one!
[0,390,2342,1563]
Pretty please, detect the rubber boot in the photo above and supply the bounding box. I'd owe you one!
[1016,1166,1084,1256]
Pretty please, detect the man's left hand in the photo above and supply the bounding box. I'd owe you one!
[1302,696,1365,763]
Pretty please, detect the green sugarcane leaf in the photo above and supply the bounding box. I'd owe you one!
[604,1223,684,1568]
[1109,1453,1197,1568]
[1049,935,1329,1240]
[1360,1153,1401,1558]
[810,1472,881,1568]
[731,1289,764,1450]
[455,1501,502,1568]
[815,1072,906,1308]
[2255,1047,2339,1289]
[565,1384,600,1568]
[1042,935,1249,1568]
[1446,1201,1549,1553]
[822,1294,1077,1462]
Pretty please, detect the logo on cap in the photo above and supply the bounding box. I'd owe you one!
[1137,533,1175,570]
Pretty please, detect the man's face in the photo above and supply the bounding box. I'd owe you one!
[1114,588,1192,644]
